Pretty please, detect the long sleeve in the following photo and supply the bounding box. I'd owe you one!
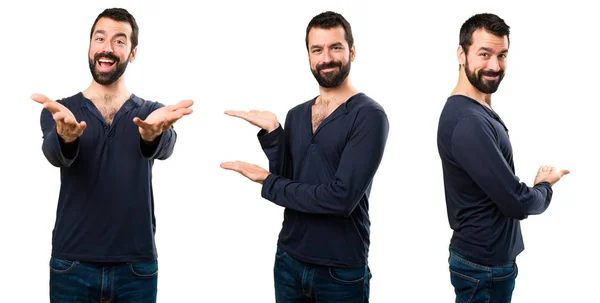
[450,115,553,220]
[40,107,80,167]
[139,128,177,160]
[261,109,389,217]
[138,102,177,160]
[257,111,292,178]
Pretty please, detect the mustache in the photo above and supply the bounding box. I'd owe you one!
[316,61,342,71]
[479,69,503,77]
[94,52,120,63]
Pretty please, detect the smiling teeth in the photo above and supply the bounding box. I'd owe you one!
[99,59,114,63]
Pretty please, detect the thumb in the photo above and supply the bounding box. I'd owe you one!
[77,121,87,133]
[560,169,571,176]
[133,117,148,128]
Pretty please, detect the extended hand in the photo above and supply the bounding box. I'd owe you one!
[32,93,86,143]
[220,161,271,184]
[534,165,570,186]
[224,109,279,133]
[134,99,194,142]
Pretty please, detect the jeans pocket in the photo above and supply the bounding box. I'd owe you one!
[275,248,287,260]
[49,257,76,273]
[129,260,159,278]
[328,266,366,285]
[449,269,479,303]
[493,263,517,282]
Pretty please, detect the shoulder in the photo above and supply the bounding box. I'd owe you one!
[286,97,315,119]
[40,92,83,117]
[290,97,315,112]
[348,93,387,121]
[130,94,165,111]
[56,92,85,108]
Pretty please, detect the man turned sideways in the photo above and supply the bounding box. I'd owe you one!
[436,13,569,303]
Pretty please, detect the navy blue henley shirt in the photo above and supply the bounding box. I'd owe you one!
[258,92,389,268]
[40,92,176,262]
[437,94,553,266]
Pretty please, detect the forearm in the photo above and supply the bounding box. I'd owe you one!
[41,127,79,167]
[261,174,365,217]
[140,128,177,160]
[489,180,553,219]
[521,181,553,216]
[258,126,288,175]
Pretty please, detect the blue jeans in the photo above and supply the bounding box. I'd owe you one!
[274,248,371,303]
[49,256,158,303]
[449,249,518,303]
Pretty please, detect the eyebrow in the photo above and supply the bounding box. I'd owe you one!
[310,42,344,50]
[478,46,509,54]
[93,30,128,40]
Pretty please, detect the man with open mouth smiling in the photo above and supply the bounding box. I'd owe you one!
[31,8,193,303]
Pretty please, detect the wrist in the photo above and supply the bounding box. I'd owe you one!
[266,122,280,133]
[59,134,77,143]
[140,131,161,143]
[141,135,159,143]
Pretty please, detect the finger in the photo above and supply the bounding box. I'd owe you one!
[220,161,243,173]
[76,121,87,133]
[166,99,194,111]
[174,99,194,109]
[560,169,571,176]
[133,117,152,129]
[43,101,66,114]
[31,93,53,104]
[53,112,68,122]
[165,108,193,123]
[63,116,78,125]
[173,107,193,116]
[224,110,248,118]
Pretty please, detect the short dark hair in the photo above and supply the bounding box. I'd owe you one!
[459,13,510,54]
[90,8,139,50]
[305,11,354,50]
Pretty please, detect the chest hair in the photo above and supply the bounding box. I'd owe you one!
[91,95,125,126]
[311,97,338,133]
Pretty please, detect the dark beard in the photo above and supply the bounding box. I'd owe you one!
[465,59,504,94]
[88,52,129,85]
[311,60,351,88]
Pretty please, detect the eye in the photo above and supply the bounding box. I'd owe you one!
[116,40,125,45]
[95,37,104,42]
[479,53,489,58]
[312,49,322,53]
[499,53,507,59]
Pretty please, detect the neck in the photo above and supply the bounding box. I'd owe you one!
[452,68,492,109]
[83,77,131,104]
[316,78,359,106]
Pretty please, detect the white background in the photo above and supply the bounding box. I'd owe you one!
[1,0,597,302]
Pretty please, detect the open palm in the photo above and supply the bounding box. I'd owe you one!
[31,93,87,142]
[225,110,279,133]
[134,99,194,141]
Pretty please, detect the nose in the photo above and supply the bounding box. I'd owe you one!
[101,41,113,53]
[321,49,333,63]
[487,56,500,72]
